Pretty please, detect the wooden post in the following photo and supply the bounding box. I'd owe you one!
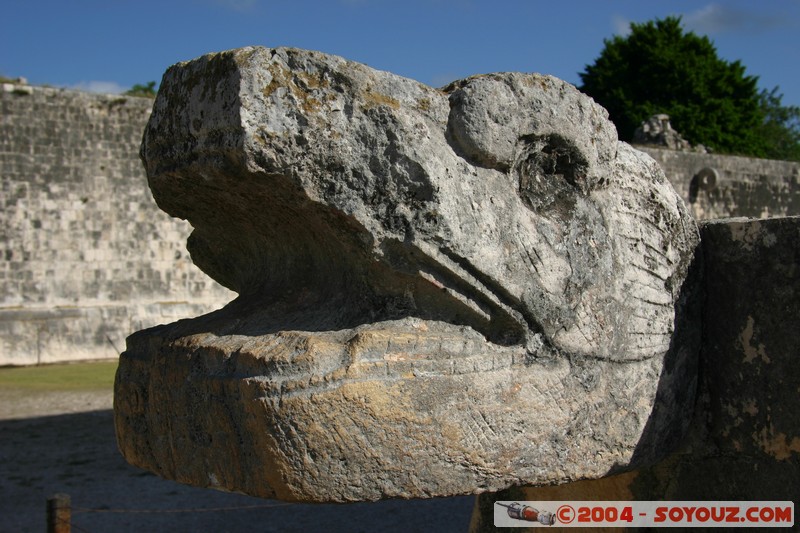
[47,493,71,533]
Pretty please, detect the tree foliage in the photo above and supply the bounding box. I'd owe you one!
[579,16,799,160]
[124,81,157,98]
[756,87,800,161]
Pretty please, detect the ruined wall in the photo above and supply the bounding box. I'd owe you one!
[0,83,234,366]
[639,146,800,220]
[2,81,799,366]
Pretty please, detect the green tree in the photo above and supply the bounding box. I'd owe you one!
[579,16,766,156]
[124,81,157,98]
[755,87,800,161]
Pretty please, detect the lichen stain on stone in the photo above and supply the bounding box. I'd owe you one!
[755,425,800,461]
[739,315,770,364]
[742,399,759,416]
[520,74,552,92]
[727,219,764,250]
[232,46,260,69]
[416,97,431,112]
[340,380,419,422]
[253,128,275,147]
[185,51,239,104]
[362,87,400,110]
[499,382,523,403]
[262,64,294,100]
[723,401,740,418]
[262,63,328,115]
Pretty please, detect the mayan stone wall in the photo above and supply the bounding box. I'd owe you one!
[2,81,799,366]
[0,83,233,366]
[639,146,800,220]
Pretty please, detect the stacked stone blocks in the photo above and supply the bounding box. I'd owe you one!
[1,83,233,365]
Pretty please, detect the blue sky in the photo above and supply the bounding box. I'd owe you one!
[2,0,799,106]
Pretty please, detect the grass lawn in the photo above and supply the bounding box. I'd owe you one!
[0,360,118,392]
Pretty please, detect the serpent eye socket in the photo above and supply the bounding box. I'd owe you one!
[515,133,590,217]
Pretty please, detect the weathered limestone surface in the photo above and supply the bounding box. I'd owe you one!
[470,216,800,531]
[114,47,700,502]
[695,217,800,482]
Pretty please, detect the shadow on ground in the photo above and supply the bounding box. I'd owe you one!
[1,410,473,533]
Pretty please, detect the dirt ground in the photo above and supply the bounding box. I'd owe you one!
[0,389,475,533]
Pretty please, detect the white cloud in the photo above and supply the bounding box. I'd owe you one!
[70,81,127,94]
[683,3,787,34]
[612,15,632,36]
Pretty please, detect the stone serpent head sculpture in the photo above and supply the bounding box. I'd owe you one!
[115,47,700,502]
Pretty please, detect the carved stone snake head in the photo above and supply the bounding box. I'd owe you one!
[117,47,700,502]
